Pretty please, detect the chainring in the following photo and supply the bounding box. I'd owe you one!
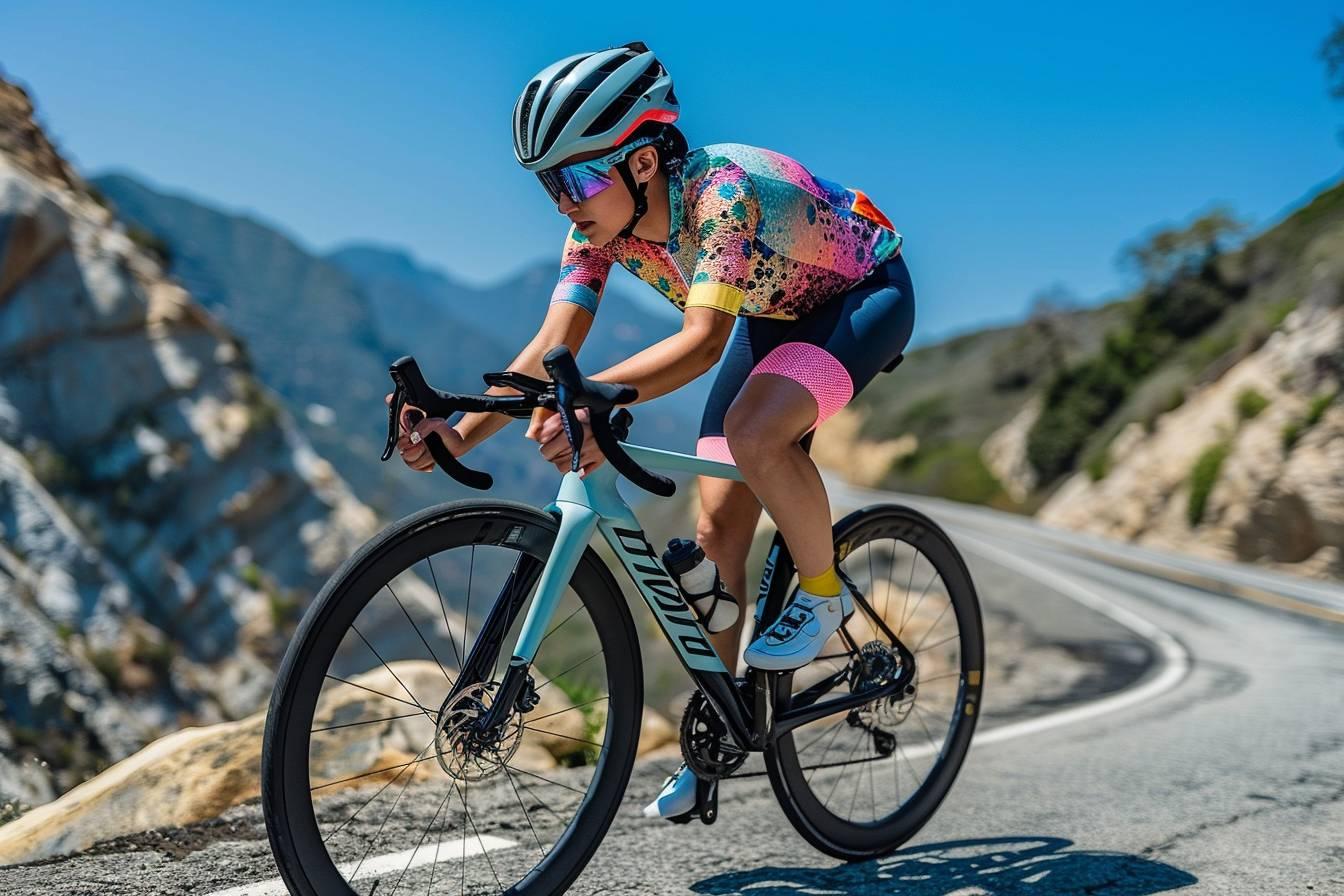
[679,690,747,781]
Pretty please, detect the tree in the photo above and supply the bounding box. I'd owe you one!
[1322,20,1344,99]
[1118,207,1247,286]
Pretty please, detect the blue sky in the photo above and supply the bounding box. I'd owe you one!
[7,1,1343,344]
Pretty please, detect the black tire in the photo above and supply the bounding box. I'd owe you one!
[262,499,642,895]
[764,503,984,861]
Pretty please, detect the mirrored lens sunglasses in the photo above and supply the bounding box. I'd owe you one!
[536,136,657,204]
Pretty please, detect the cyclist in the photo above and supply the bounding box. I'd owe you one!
[392,40,915,822]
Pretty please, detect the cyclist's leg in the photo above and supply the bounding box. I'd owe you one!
[728,254,916,669]
[695,314,793,669]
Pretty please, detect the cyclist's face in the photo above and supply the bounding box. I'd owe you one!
[553,145,659,246]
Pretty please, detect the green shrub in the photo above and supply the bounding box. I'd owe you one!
[88,648,122,690]
[1281,420,1304,451]
[1306,389,1337,426]
[1187,442,1230,526]
[1085,449,1110,482]
[239,562,264,590]
[890,441,1005,506]
[1265,298,1298,329]
[1282,389,1337,451]
[896,393,952,436]
[1235,388,1269,421]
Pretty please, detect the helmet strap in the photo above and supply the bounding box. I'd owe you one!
[615,159,649,239]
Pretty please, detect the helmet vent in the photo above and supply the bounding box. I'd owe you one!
[516,81,540,157]
[581,63,662,138]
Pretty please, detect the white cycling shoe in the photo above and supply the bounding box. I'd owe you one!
[642,762,699,819]
[743,574,857,672]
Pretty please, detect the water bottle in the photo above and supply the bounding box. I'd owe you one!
[662,537,740,633]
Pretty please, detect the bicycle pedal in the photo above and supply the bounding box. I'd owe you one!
[696,778,719,826]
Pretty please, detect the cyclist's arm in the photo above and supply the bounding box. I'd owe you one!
[454,226,612,452]
[453,301,595,452]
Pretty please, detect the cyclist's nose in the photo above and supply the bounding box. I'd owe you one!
[556,192,580,214]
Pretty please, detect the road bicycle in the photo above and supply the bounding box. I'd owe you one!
[261,345,984,895]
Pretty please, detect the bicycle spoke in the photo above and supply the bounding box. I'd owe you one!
[352,624,433,722]
[386,581,455,685]
[532,649,604,693]
[522,727,605,751]
[311,710,426,733]
[455,779,503,892]
[320,736,438,847]
[349,738,433,882]
[424,786,459,896]
[507,770,573,826]
[425,555,466,674]
[504,764,591,796]
[323,675,433,714]
[389,783,455,896]
[823,732,866,806]
[537,602,591,651]
[910,601,953,654]
[915,631,960,656]
[313,745,439,795]
[525,694,609,724]
[503,766,548,857]
[898,546,919,636]
[898,569,939,640]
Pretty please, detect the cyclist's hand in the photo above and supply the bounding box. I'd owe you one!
[529,406,606,478]
[385,392,466,474]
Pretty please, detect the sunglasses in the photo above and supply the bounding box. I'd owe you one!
[536,136,656,204]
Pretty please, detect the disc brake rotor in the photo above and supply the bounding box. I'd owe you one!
[435,681,523,781]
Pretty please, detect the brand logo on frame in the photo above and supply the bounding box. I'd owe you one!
[610,526,721,670]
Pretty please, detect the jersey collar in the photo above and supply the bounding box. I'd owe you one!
[665,165,685,255]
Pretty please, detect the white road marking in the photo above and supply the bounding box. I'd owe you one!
[947,526,1191,748]
[205,834,518,896]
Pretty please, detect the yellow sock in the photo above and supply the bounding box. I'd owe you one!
[798,564,842,597]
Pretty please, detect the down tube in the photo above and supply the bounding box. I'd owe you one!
[594,519,729,675]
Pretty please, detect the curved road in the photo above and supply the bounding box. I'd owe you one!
[2,483,1341,895]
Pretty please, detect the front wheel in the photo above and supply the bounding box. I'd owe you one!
[262,499,643,895]
[764,504,984,861]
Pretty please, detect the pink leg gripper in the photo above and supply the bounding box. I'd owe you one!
[696,436,736,465]
[748,343,854,430]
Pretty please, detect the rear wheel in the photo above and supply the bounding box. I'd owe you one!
[262,500,642,895]
[764,504,984,860]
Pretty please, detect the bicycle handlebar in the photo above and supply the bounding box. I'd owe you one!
[381,348,677,497]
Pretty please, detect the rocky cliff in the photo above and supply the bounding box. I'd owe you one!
[1039,299,1342,578]
[0,77,376,814]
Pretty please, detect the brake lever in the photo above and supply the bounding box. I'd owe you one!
[554,384,585,473]
[382,387,406,462]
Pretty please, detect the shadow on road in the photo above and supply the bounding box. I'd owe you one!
[691,836,1196,895]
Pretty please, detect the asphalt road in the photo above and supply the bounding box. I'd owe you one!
[2,484,1341,895]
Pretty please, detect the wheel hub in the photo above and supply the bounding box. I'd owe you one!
[434,682,523,781]
[850,641,914,730]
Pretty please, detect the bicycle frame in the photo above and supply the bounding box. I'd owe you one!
[472,439,913,752]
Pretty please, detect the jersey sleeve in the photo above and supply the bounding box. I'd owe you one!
[549,225,615,316]
[684,161,760,317]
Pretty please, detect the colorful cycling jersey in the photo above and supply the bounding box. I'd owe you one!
[549,143,902,320]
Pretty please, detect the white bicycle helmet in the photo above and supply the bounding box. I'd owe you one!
[513,41,679,172]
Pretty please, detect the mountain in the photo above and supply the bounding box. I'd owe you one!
[325,244,711,437]
[0,76,376,811]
